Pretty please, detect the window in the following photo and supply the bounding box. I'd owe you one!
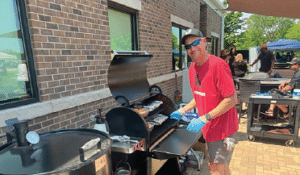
[108,3,138,54]
[211,37,218,56]
[0,0,39,110]
[172,25,187,70]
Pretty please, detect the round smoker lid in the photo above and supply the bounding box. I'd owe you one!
[0,129,111,175]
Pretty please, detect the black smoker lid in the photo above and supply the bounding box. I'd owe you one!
[0,129,111,175]
[108,51,153,103]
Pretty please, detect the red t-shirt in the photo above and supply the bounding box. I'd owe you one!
[189,55,239,142]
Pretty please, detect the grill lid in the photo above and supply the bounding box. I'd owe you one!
[108,51,153,103]
[0,129,111,175]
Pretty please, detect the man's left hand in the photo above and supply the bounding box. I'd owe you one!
[267,70,272,75]
[186,115,208,132]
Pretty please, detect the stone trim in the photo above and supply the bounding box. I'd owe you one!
[108,0,141,11]
[171,14,194,28]
[211,31,220,38]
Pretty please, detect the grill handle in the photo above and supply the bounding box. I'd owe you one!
[112,50,149,55]
[79,138,101,162]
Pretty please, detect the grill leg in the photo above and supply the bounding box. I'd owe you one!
[190,148,201,171]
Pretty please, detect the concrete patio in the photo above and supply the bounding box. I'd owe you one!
[186,117,300,175]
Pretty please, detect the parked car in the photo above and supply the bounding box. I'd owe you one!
[274,51,295,68]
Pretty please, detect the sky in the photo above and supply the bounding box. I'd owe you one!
[0,0,24,54]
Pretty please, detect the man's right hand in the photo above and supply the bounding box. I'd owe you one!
[278,83,284,90]
[170,110,183,120]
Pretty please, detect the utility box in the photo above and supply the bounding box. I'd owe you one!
[182,67,193,103]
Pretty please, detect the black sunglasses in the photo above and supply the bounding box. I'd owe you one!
[184,39,201,50]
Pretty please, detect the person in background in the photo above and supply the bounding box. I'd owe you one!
[250,44,275,75]
[220,49,228,61]
[228,46,238,76]
[265,57,300,118]
[232,53,247,77]
[170,28,239,175]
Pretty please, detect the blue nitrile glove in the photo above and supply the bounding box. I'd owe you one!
[170,110,182,120]
[186,118,207,132]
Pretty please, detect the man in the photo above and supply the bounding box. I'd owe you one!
[170,28,239,175]
[265,57,300,118]
[250,44,275,75]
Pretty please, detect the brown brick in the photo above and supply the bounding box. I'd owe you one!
[38,75,53,82]
[53,74,65,80]
[46,68,58,74]
[34,50,49,55]
[42,43,55,48]
[39,15,51,22]
[59,24,69,31]
[41,29,53,35]
[28,6,44,13]
[64,19,73,25]
[73,9,82,15]
[60,37,71,43]
[42,119,54,127]
[49,123,60,130]
[62,50,72,55]
[49,93,60,100]
[50,50,61,55]
[46,23,58,29]
[48,81,60,88]
[52,17,64,24]
[50,3,61,11]
[40,88,54,95]
[40,95,50,101]
[53,30,65,36]
[55,43,66,49]
[44,56,57,62]
[30,20,45,28]
[44,9,57,16]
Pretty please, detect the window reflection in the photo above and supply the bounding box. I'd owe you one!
[0,0,31,102]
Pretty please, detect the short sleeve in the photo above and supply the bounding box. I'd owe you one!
[215,61,236,98]
[288,73,300,88]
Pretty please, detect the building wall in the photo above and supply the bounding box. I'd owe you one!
[200,4,222,56]
[0,0,198,145]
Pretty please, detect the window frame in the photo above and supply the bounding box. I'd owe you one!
[172,24,188,70]
[108,2,139,51]
[0,0,39,110]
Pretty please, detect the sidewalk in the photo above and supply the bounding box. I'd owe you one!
[186,117,300,175]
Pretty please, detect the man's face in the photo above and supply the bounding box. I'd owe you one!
[185,36,206,64]
[290,63,299,71]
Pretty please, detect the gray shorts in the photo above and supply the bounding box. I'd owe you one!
[207,134,236,164]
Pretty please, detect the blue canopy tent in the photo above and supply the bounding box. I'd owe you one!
[267,39,300,51]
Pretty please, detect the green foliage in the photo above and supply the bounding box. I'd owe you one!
[172,32,179,50]
[235,15,295,50]
[224,11,244,50]
[284,23,300,41]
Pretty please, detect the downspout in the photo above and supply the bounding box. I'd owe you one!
[221,14,225,50]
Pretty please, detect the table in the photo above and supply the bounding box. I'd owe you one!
[247,96,300,146]
[235,78,289,92]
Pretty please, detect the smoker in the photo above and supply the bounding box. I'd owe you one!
[0,120,112,175]
[106,51,202,175]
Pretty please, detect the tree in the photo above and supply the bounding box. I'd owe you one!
[235,15,295,50]
[223,0,244,50]
[172,32,179,50]
[284,23,300,41]
[224,11,244,50]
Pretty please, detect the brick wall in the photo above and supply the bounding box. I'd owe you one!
[139,0,201,78]
[0,0,200,145]
[0,96,119,144]
[200,4,222,56]
[28,0,111,102]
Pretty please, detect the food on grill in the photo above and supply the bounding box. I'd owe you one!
[134,108,149,117]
